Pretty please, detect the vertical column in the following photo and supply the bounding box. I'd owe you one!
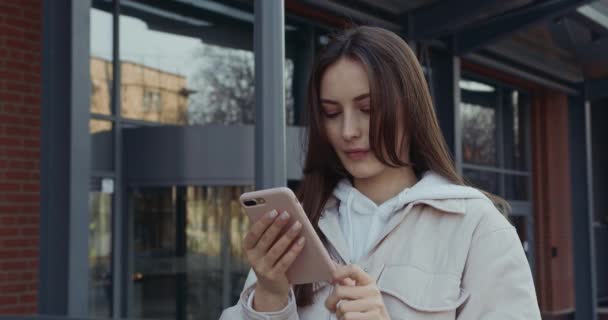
[40,0,91,317]
[429,49,462,173]
[67,0,92,316]
[569,94,597,320]
[292,25,314,126]
[175,187,187,320]
[531,92,575,314]
[111,0,125,317]
[254,0,286,189]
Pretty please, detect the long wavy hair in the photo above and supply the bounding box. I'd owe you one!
[294,26,508,306]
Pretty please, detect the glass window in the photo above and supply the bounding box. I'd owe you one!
[460,76,531,203]
[115,1,294,126]
[286,19,320,126]
[142,89,162,113]
[460,80,498,166]
[89,177,113,318]
[463,168,499,195]
[90,119,114,172]
[90,6,113,116]
[130,185,252,320]
[504,174,529,201]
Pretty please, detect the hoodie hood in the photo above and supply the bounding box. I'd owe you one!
[327,171,487,263]
[328,171,487,213]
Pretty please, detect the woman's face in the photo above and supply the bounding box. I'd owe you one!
[320,58,403,180]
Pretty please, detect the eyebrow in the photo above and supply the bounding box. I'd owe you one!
[320,93,370,105]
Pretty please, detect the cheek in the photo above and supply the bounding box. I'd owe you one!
[362,118,370,136]
[324,121,340,146]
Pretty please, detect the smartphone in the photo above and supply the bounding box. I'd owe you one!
[240,187,336,285]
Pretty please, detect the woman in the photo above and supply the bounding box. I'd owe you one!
[221,26,540,319]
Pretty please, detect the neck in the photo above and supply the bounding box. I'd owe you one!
[353,166,419,205]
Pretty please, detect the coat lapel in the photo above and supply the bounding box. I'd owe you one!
[318,203,351,264]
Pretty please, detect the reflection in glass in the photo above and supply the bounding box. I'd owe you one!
[461,102,497,166]
[505,174,529,201]
[503,90,529,170]
[131,185,253,320]
[90,120,114,172]
[89,177,113,318]
[90,7,113,115]
[117,2,294,125]
[463,169,499,195]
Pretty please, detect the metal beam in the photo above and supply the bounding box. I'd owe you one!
[300,0,402,31]
[570,10,608,37]
[464,53,579,95]
[429,49,462,174]
[409,0,504,40]
[568,95,598,320]
[454,0,592,55]
[254,0,287,189]
[549,16,608,79]
[40,0,91,317]
[586,77,608,100]
[111,0,125,318]
[67,0,92,316]
[292,25,315,126]
[548,17,581,56]
[40,0,70,313]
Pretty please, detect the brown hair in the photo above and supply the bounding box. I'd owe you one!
[294,26,508,306]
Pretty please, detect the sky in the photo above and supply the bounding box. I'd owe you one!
[90,8,205,78]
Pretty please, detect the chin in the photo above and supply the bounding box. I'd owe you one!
[343,161,385,180]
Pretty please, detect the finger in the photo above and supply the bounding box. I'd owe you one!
[336,297,377,317]
[272,236,306,274]
[339,310,376,320]
[254,211,291,253]
[266,221,302,266]
[332,264,373,286]
[325,285,374,311]
[341,277,356,286]
[243,210,278,250]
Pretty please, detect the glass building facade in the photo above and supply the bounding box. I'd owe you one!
[87,1,329,318]
[24,0,606,319]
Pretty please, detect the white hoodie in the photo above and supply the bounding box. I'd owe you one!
[331,171,484,263]
[333,178,411,263]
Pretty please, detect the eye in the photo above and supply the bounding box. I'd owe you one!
[323,111,341,119]
[359,105,371,114]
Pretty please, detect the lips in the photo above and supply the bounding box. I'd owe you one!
[344,148,369,160]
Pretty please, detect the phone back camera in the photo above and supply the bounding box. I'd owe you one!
[243,199,257,207]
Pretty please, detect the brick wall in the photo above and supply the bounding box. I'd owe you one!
[0,0,41,314]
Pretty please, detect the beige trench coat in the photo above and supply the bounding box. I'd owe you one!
[220,177,541,319]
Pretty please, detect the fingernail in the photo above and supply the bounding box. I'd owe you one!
[268,210,278,219]
[291,221,302,231]
[280,211,289,220]
[297,237,305,245]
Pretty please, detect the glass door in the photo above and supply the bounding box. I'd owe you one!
[128,185,252,320]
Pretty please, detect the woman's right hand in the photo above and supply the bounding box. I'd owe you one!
[243,210,306,312]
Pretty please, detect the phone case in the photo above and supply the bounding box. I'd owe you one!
[240,187,336,285]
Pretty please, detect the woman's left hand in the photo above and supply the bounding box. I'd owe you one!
[325,264,390,320]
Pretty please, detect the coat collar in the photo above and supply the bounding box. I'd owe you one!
[317,172,486,263]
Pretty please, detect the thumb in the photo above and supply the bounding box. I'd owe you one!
[341,277,356,286]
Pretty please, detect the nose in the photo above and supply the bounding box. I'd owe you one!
[341,111,361,141]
